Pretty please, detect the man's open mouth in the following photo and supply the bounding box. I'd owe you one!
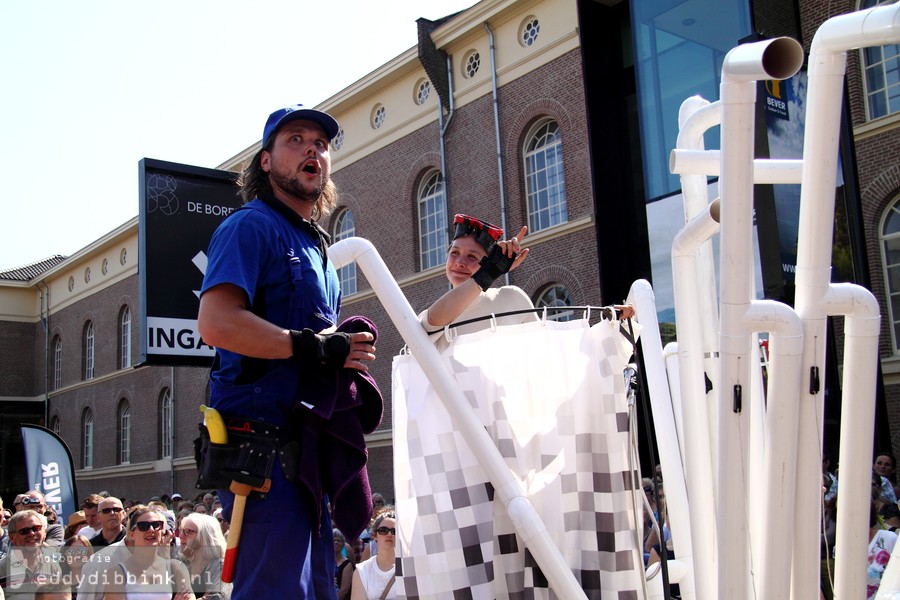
[302,160,320,175]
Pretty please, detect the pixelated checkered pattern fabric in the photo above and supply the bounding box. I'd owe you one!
[392,318,643,599]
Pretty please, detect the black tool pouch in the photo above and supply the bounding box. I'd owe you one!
[194,422,279,496]
[279,439,302,484]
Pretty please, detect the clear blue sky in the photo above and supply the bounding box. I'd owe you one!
[0,0,475,270]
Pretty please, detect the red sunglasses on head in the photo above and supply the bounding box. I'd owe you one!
[452,214,503,252]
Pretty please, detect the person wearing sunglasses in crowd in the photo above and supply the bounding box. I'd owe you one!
[350,511,397,600]
[419,215,534,352]
[0,509,62,598]
[89,498,126,549]
[14,492,64,547]
[97,505,195,600]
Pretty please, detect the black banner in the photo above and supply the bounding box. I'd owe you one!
[138,158,241,365]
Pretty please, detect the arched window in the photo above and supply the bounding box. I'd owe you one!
[52,335,62,391]
[119,305,132,369]
[860,0,900,120]
[160,388,172,459]
[536,284,575,322]
[524,118,567,233]
[119,400,131,464]
[83,321,95,380]
[50,416,60,436]
[418,170,448,270]
[879,196,900,351]
[82,409,94,469]
[334,209,357,295]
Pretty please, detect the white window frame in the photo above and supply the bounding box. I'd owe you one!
[418,170,448,270]
[83,321,94,380]
[860,0,900,121]
[53,336,62,390]
[119,401,131,464]
[83,410,94,469]
[536,284,575,322]
[160,388,172,459]
[334,209,357,295]
[879,196,900,352]
[524,118,567,233]
[119,305,131,369]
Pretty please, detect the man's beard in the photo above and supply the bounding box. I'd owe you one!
[270,164,325,204]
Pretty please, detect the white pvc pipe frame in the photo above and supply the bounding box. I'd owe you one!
[665,5,900,598]
[794,6,898,599]
[328,237,590,599]
[669,36,808,600]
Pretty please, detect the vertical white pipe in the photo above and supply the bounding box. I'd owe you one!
[670,202,720,600]
[717,56,758,600]
[662,342,686,465]
[718,37,803,599]
[674,99,721,480]
[792,6,900,598]
[328,237,590,600]
[626,279,696,600]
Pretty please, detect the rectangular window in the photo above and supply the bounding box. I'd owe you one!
[120,308,132,369]
[161,391,172,459]
[83,418,93,469]
[53,339,61,390]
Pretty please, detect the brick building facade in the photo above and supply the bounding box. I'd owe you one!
[1,0,897,510]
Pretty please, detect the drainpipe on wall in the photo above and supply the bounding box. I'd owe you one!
[37,280,50,425]
[484,21,510,286]
[439,53,455,201]
[170,366,176,495]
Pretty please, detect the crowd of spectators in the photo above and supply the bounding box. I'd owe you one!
[818,452,899,599]
[3,452,899,600]
[0,488,396,600]
[0,488,236,599]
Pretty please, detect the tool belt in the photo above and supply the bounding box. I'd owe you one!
[194,417,302,496]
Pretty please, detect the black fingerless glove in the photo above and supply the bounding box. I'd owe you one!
[471,244,516,291]
[290,328,352,367]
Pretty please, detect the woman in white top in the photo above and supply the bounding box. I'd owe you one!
[418,214,534,351]
[100,505,195,600]
[350,512,397,600]
[178,513,230,599]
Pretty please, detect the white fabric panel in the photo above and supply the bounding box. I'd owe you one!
[392,317,643,599]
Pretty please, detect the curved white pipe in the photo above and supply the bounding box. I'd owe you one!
[676,97,717,222]
[719,37,803,599]
[742,301,805,600]
[792,7,899,598]
[823,284,882,600]
[329,237,590,599]
[645,558,692,600]
[670,202,720,600]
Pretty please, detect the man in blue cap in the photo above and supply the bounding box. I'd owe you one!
[198,104,379,598]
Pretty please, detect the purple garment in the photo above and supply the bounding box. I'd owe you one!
[295,315,383,539]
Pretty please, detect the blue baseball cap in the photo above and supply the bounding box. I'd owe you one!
[262,104,340,148]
